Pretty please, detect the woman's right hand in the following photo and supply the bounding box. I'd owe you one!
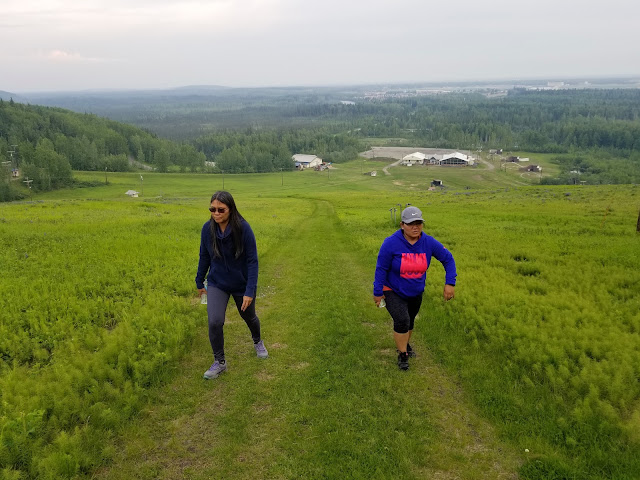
[197,288,206,296]
[373,295,384,307]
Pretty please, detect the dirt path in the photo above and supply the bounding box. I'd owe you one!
[95,198,522,479]
[383,158,403,175]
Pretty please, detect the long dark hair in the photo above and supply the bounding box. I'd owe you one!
[209,191,245,259]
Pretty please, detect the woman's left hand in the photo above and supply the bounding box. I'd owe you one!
[241,296,253,311]
[443,285,455,301]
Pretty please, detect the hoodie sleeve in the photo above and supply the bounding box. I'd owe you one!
[242,222,259,298]
[430,237,457,286]
[373,236,393,297]
[195,223,211,289]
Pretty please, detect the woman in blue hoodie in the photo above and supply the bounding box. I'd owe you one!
[373,206,456,371]
[196,191,268,380]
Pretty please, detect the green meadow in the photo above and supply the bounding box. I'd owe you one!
[1,160,639,479]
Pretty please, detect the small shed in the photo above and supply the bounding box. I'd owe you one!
[522,165,542,172]
[125,190,139,197]
[431,179,443,187]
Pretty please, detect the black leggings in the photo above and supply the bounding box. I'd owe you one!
[207,285,261,362]
[384,290,423,334]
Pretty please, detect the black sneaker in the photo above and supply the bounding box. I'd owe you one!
[397,351,409,371]
[407,343,416,358]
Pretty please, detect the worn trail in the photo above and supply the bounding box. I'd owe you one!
[96,198,521,479]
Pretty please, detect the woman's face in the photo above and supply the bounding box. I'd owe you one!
[401,220,423,241]
[210,199,231,225]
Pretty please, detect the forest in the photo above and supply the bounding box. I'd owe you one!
[2,86,640,201]
[27,86,640,151]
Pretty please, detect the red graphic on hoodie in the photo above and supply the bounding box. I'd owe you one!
[400,253,428,279]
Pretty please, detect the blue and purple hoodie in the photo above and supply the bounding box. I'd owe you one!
[373,229,456,299]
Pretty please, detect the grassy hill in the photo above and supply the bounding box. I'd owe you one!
[1,162,639,479]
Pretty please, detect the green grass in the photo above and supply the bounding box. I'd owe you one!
[1,161,639,479]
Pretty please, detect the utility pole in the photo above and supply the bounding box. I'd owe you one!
[10,145,18,167]
[105,167,108,184]
[281,168,283,186]
[222,170,225,189]
[23,176,33,200]
[1,160,10,187]
[140,175,144,196]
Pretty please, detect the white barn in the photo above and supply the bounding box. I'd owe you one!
[440,152,474,166]
[401,152,426,166]
[293,154,322,169]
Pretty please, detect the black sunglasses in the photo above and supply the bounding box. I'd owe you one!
[209,207,227,213]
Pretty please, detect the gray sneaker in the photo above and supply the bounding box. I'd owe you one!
[203,360,226,379]
[254,340,268,359]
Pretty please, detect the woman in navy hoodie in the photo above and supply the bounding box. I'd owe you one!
[196,191,268,380]
[373,206,456,371]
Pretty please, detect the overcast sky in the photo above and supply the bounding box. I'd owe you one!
[1,0,639,92]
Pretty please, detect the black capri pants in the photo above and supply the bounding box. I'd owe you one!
[207,285,261,362]
[384,290,423,334]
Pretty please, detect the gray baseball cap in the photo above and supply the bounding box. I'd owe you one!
[401,206,424,223]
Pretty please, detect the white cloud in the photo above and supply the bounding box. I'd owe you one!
[1,0,639,91]
[43,49,114,63]
[4,0,284,33]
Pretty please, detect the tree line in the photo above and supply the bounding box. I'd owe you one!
[0,100,206,199]
[193,128,361,174]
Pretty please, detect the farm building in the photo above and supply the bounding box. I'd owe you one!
[401,152,426,166]
[425,155,442,165]
[521,165,542,172]
[125,190,139,197]
[293,154,322,169]
[11,168,19,177]
[440,152,473,166]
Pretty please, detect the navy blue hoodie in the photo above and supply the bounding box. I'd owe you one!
[373,229,456,299]
[195,219,258,298]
